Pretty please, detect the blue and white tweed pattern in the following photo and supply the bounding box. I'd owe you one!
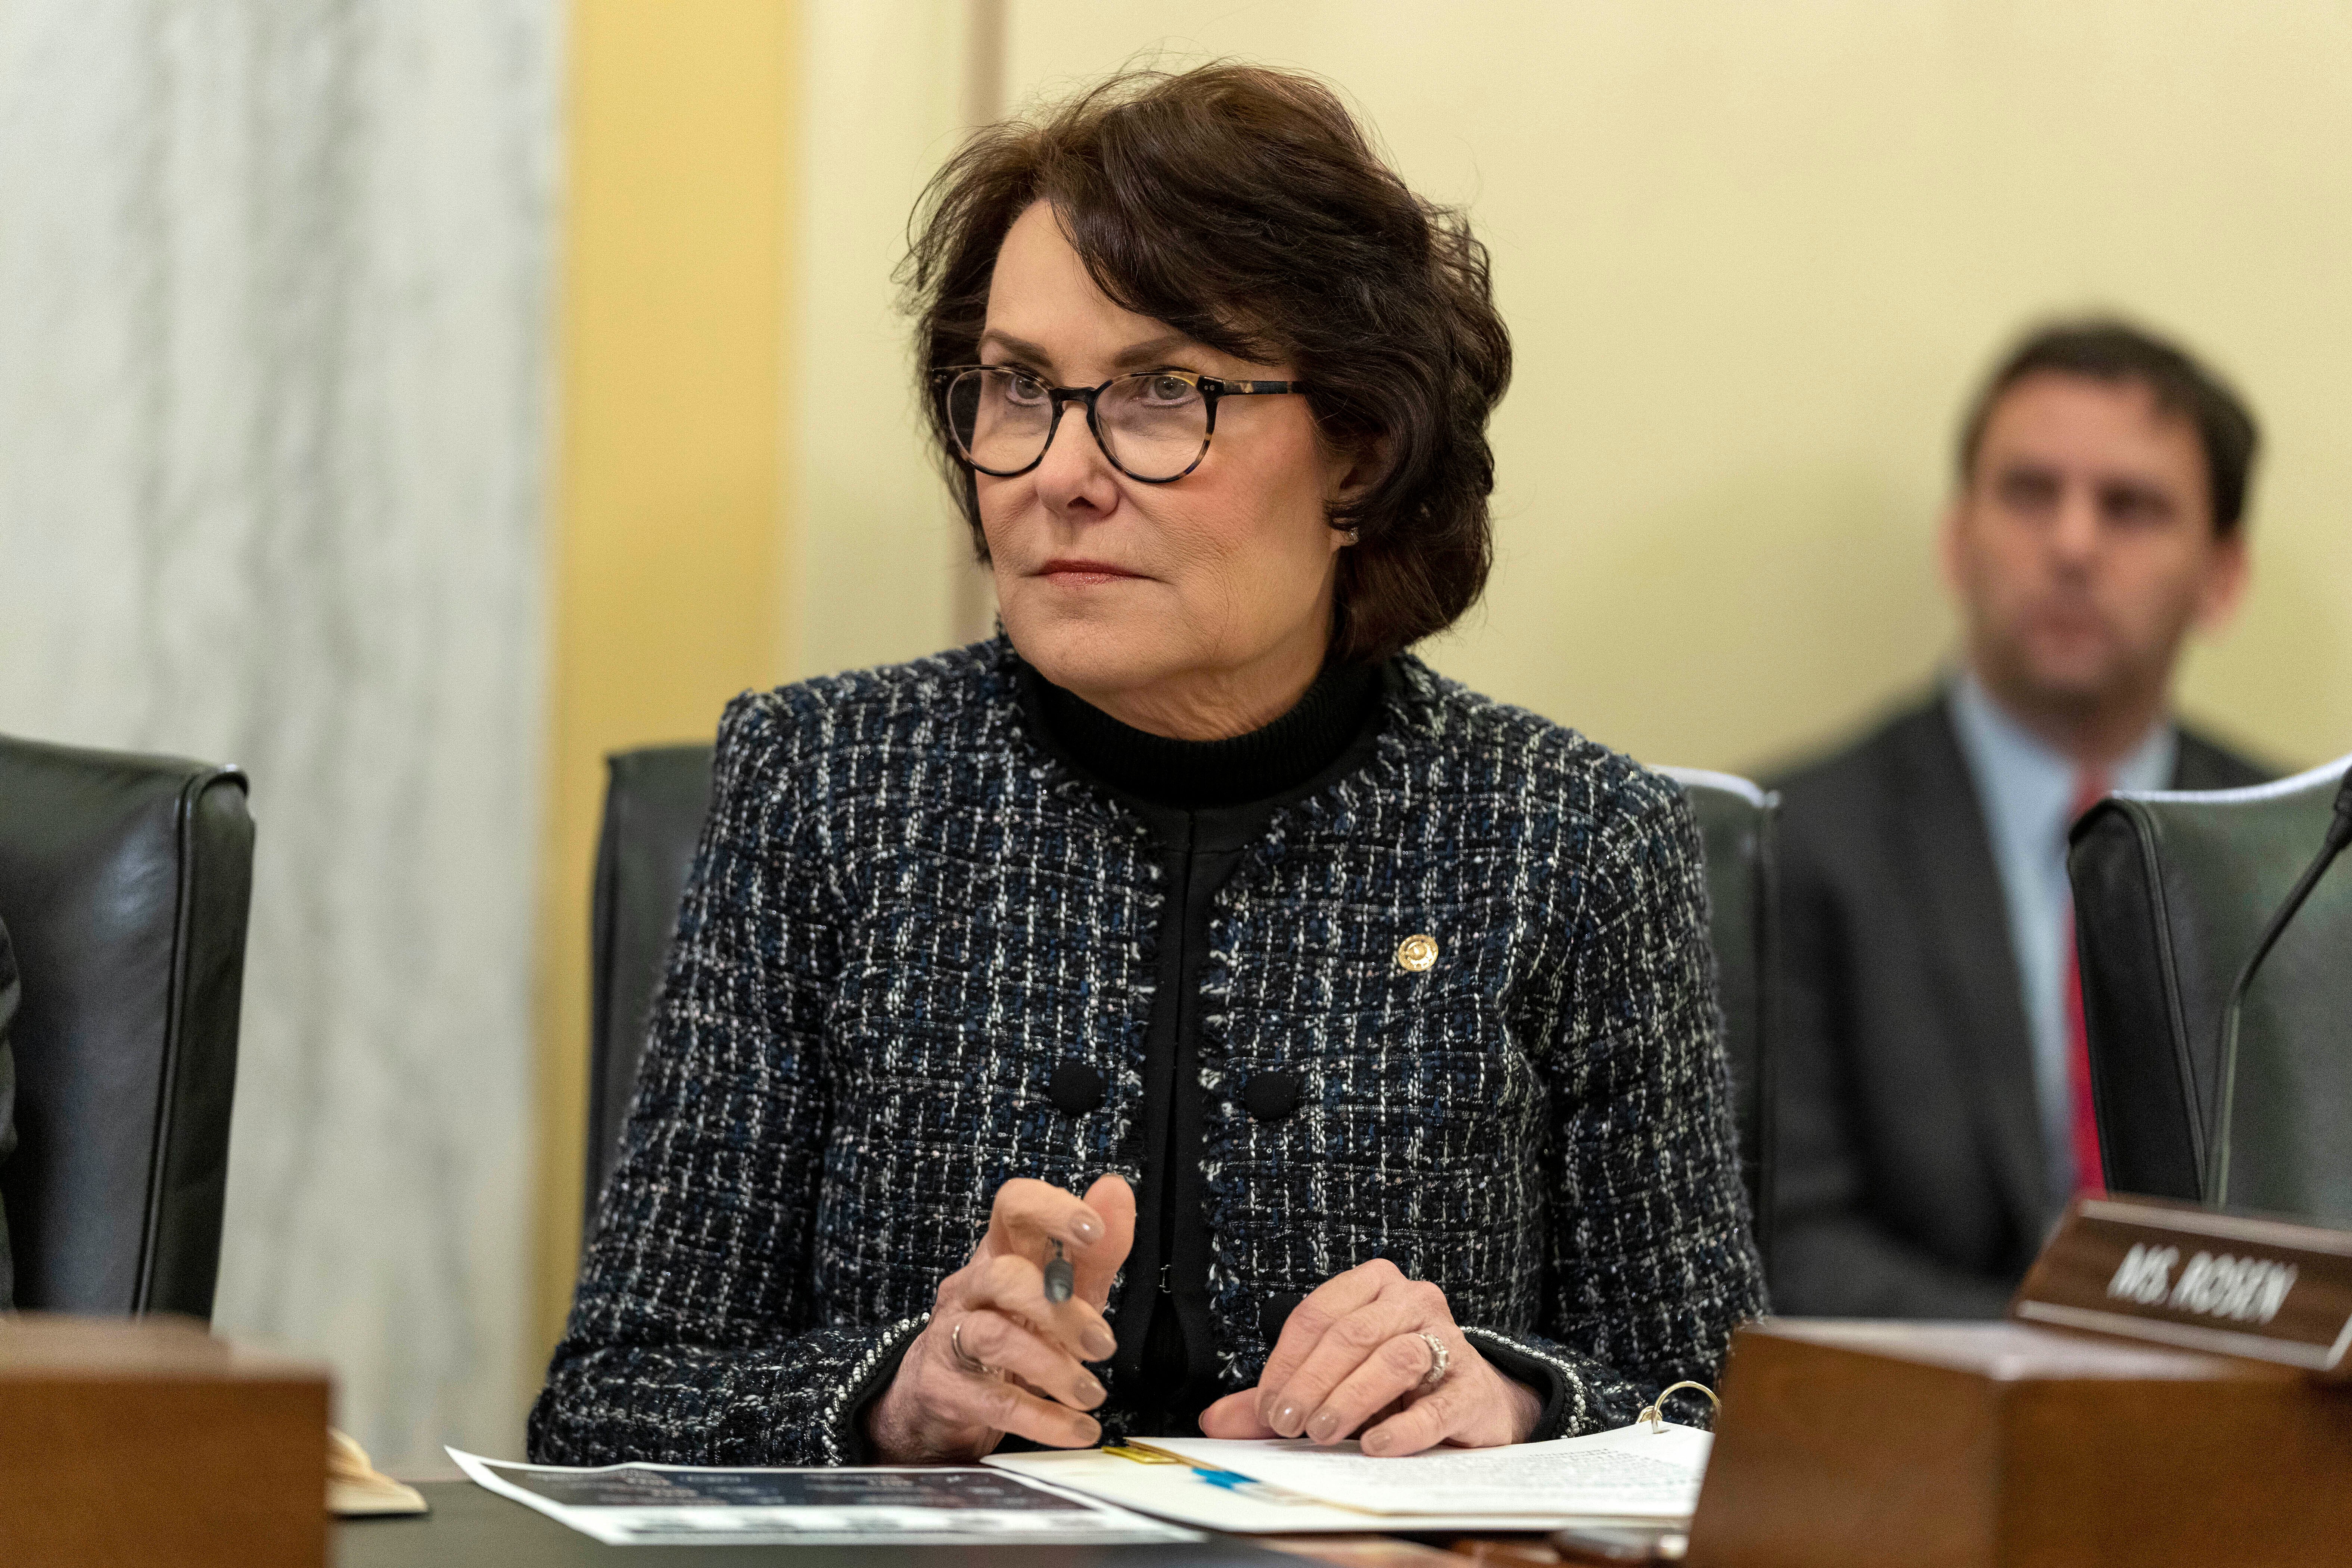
[529,638,1764,1466]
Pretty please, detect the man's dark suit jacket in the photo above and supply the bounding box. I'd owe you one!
[0,914,17,1308]
[1767,690,2268,1317]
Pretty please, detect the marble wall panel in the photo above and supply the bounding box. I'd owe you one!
[0,0,558,1465]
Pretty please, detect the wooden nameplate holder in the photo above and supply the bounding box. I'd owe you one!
[1686,1197,2352,1568]
[2012,1194,2352,1374]
[0,1313,331,1567]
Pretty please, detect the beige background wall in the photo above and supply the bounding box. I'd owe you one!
[790,0,2352,775]
[788,0,998,676]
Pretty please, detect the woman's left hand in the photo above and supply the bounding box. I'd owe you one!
[1198,1259,1542,1456]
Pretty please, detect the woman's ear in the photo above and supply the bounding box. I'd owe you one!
[1325,431,1390,508]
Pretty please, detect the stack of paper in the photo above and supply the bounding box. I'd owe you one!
[984,1423,1711,1534]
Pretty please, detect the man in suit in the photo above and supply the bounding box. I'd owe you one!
[1,914,18,1308]
[1771,320,2269,1316]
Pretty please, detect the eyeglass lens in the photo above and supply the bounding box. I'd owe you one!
[945,368,1209,481]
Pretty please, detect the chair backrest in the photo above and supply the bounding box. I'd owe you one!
[0,733,254,1316]
[1658,766,1781,1262]
[582,745,713,1232]
[2069,753,2352,1223]
[578,746,1785,1262]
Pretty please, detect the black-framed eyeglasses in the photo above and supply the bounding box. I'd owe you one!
[932,365,1310,484]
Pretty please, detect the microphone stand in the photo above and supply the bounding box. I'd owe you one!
[2208,764,2352,1206]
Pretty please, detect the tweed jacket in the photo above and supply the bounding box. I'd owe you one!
[530,638,1765,1467]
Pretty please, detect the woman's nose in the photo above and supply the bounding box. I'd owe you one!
[1033,407,1123,518]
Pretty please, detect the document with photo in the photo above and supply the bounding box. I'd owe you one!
[448,1447,1204,1547]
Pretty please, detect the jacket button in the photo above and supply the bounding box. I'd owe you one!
[1243,1070,1301,1123]
[1049,1061,1107,1116]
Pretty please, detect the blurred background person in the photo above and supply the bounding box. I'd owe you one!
[0,914,16,1308]
[1770,320,2269,1317]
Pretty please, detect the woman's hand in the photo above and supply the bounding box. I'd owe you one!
[1198,1259,1541,1456]
[864,1175,1135,1463]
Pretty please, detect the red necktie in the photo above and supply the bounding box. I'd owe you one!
[2064,770,2110,1194]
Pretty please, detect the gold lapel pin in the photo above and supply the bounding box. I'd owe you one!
[1396,933,1439,972]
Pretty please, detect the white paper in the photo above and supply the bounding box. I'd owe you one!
[448,1447,1204,1547]
[984,1446,1674,1533]
[1132,1422,1712,1521]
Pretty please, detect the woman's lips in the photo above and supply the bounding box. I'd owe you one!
[1037,559,1145,585]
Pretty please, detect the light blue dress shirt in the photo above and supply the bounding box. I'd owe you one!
[1947,671,2175,1204]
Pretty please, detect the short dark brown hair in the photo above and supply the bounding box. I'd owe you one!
[900,64,1511,663]
[1958,318,2261,537]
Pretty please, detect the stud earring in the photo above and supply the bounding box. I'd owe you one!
[1342,527,1360,545]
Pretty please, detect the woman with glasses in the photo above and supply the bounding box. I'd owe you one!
[533,63,1763,1469]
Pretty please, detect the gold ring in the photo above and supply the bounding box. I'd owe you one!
[951,1319,999,1378]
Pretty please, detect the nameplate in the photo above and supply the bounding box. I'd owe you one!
[2012,1194,2352,1377]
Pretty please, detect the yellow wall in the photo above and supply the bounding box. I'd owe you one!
[536,0,799,1370]
[787,0,999,679]
[790,0,2352,775]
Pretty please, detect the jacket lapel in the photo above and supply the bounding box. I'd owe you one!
[1891,699,2052,1242]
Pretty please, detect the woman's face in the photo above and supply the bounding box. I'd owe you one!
[973,201,1354,738]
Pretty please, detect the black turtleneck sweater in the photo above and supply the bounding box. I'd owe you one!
[1018,655,1385,1434]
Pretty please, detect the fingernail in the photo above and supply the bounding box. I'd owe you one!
[1083,1326,1117,1360]
[1074,1418,1102,1447]
[1070,1213,1102,1243]
[1271,1399,1305,1437]
[1306,1409,1341,1444]
[1076,1375,1106,1408]
[1362,1429,1392,1455]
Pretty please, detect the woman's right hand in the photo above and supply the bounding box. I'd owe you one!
[864,1174,1136,1463]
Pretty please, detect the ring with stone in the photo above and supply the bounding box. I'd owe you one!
[951,1318,999,1378]
[1416,1331,1450,1390]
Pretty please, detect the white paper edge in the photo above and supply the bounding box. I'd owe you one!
[449,1448,636,1545]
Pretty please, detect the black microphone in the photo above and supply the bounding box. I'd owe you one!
[2209,762,2352,1205]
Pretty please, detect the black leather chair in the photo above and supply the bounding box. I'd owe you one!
[580,746,1784,1265]
[2069,753,2352,1223]
[0,733,254,1317]
[1659,767,1780,1264]
[581,746,713,1231]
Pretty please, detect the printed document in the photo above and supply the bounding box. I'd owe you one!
[448,1447,1203,1547]
[986,1444,1680,1532]
[1131,1422,1711,1521]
